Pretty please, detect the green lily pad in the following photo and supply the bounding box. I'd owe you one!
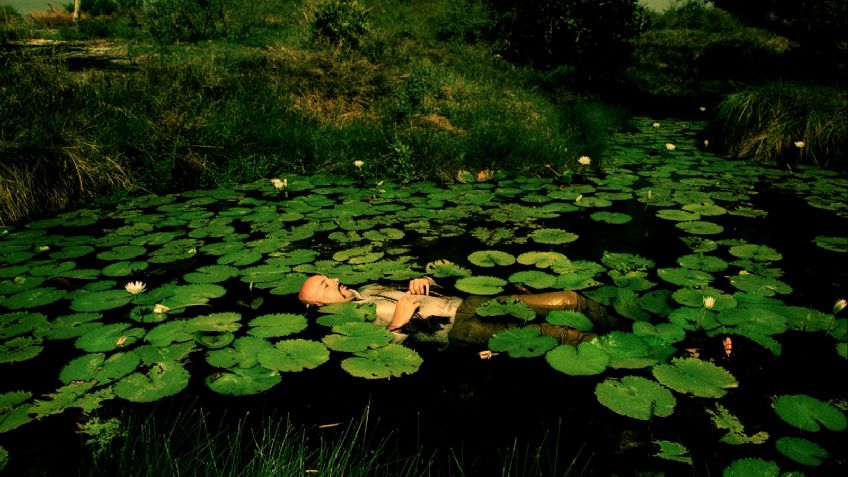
[656,209,700,221]
[632,322,685,344]
[475,298,536,321]
[813,236,847,252]
[40,312,102,340]
[722,458,779,477]
[467,250,516,267]
[773,394,847,432]
[529,228,579,245]
[683,203,727,216]
[269,273,309,296]
[454,276,507,295]
[316,302,375,327]
[185,312,242,333]
[113,360,189,402]
[258,339,329,372]
[601,252,654,272]
[671,287,736,310]
[545,310,593,331]
[517,251,571,269]
[206,365,281,396]
[340,344,423,379]
[590,211,632,224]
[668,306,720,331]
[183,265,240,284]
[675,221,724,235]
[59,351,141,385]
[323,322,392,353]
[218,249,263,266]
[0,336,44,363]
[729,244,783,262]
[677,254,728,272]
[508,270,556,289]
[595,375,676,420]
[652,357,738,398]
[70,290,134,312]
[206,336,274,369]
[488,327,557,358]
[102,261,148,277]
[729,274,792,296]
[0,276,44,296]
[775,436,827,466]
[654,440,692,464]
[2,287,68,310]
[247,313,308,338]
[546,341,609,375]
[96,245,147,261]
[75,323,145,353]
[195,332,235,349]
[657,268,713,287]
[425,259,472,278]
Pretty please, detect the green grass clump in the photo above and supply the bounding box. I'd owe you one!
[711,81,848,170]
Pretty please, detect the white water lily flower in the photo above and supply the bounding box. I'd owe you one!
[703,296,716,309]
[153,304,170,314]
[282,178,288,189]
[270,178,284,190]
[37,245,50,252]
[665,143,676,150]
[478,350,499,360]
[652,122,661,128]
[353,160,364,168]
[699,106,706,112]
[794,140,805,148]
[835,299,847,314]
[647,189,653,199]
[578,156,591,166]
[704,139,709,147]
[124,281,146,295]
[575,194,583,202]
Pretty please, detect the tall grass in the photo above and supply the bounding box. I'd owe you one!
[0,0,629,225]
[712,81,848,169]
[71,400,583,477]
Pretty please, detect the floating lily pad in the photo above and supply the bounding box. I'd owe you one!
[475,298,536,321]
[529,228,579,245]
[677,254,728,272]
[340,344,423,379]
[2,287,68,310]
[102,261,148,277]
[546,342,609,375]
[185,312,242,333]
[773,394,847,432]
[75,323,145,352]
[508,270,556,289]
[632,322,685,344]
[729,244,783,262]
[183,265,239,284]
[316,302,375,327]
[323,322,392,353]
[729,274,792,296]
[488,327,557,358]
[546,310,593,331]
[40,312,102,340]
[595,375,676,420]
[257,339,329,372]
[813,236,847,252]
[657,268,713,287]
[113,360,189,402]
[204,365,280,396]
[0,336,44,363]
[247,313,307,338]
[676,221,724,235]
[517,251,571,269]
[206,336,273,369]
[425,259,472,278]
[722,458,779,477]
[467,250,516,267]
[96,245,147,261]
[656,209,700,221]
[70,290,134,312]
[652,357,738,398]
[601,252,654,272]
[59,351,141,385]
[590,211,632,224]
[455,276,507,295]
[775,436,827,466]
[654,440,692,464]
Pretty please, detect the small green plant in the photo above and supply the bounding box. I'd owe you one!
[311,0,370,50]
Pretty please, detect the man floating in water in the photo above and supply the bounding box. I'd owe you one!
[298,275,618,348]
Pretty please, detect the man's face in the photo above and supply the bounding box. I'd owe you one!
[298,275,354,306]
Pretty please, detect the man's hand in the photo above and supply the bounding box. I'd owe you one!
[388,294,421,332]
[408,277,434,296]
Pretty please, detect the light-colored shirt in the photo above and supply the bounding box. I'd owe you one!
[354,284,463,346]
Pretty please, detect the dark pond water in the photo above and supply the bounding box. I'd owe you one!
[1,117,846,476]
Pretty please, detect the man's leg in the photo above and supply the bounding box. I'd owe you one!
[511,291,618,329]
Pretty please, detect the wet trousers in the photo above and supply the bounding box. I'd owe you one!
[448,291,616,346]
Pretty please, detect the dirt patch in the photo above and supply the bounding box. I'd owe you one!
[5,38,137,71]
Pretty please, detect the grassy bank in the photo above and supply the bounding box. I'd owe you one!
[0,0,628,226]
[1,0,846,225]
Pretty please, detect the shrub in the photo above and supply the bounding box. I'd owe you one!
[145,0,261,43]
[311,0,370,50]
[711,82,847,169]
[486,0,646,73]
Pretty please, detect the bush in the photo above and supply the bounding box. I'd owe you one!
[711,82,847,169]
[311,0,370,50]
[486,0,646,73]
[145,0,261,43]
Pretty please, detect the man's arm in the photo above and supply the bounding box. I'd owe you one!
[387,294,420,332]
